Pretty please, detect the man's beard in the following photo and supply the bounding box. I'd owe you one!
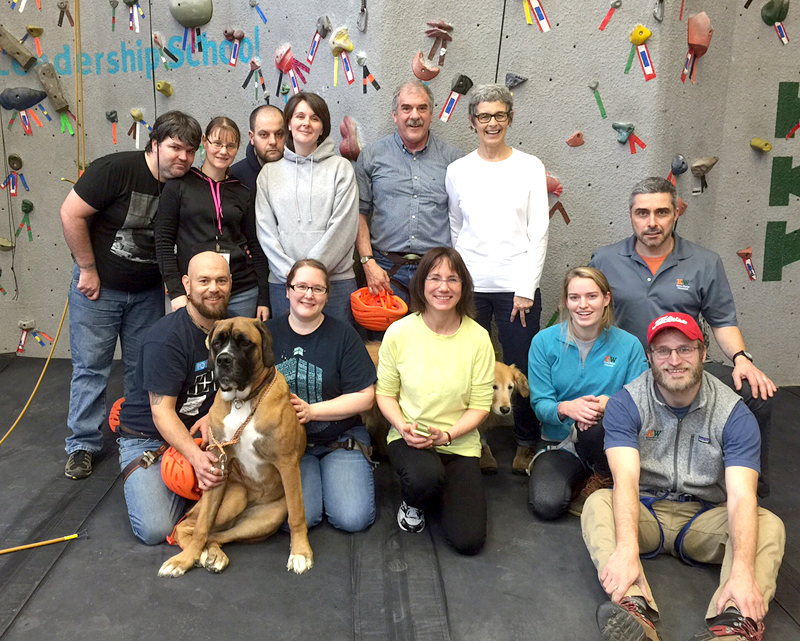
[190,292,228,320]
[653,359,703,393]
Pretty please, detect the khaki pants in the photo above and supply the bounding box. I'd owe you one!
[581,489,785,620]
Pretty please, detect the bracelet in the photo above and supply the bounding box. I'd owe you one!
[78,262,96,270]
[442,431,452,447]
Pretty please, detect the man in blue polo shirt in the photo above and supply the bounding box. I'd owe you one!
[116,251,230,544]
[582,313,784,641]
[355,79,463,302]
[589,177,776,496]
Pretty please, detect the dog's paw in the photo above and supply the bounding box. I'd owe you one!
[286,552,313,575]
[199,544,229,573]
[158,554,194,578]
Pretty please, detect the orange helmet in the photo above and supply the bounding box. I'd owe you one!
[350,287,408,331]
[108,397,125,433]
[161,438,202,500]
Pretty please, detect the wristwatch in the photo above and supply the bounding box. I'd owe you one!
[732,350,753,364]
[359,255,374,264]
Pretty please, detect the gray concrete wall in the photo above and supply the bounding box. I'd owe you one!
[1,1,798,383]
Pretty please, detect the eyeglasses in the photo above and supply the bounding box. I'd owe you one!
[289,284,328,295]
[425,276,462,286]
[474,111,510,123]
[649,345,702,360]
[208,140,238,151]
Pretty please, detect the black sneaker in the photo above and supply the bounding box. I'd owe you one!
[689,611,765,641]
[597,597,662,641]
[397,501,425,533]
[65,450,94,480]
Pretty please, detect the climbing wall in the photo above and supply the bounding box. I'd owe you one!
[0,0,798,382]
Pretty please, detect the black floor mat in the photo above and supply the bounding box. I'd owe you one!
[1,357,799,640]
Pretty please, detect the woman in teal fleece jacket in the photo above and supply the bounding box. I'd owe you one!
[527,266,647,519]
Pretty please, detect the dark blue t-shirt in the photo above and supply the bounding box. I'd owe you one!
[119,308,216,439]
[267,314,376,444]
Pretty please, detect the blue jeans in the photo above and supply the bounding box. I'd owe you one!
[269,278,357,326]
[118,437,187,545]
[66,264,163,454]
[299,426,375,532]
[374,254,417,306]
[474,290,542,446]
[227,285,259,318]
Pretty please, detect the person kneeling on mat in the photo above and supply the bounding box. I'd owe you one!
[376,248,494,555]
[117,252,230,544]
[582,312,785,641]
[527,266,647,520]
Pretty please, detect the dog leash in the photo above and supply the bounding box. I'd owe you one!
[207,371,277,472]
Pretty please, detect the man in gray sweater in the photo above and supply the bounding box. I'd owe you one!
[581,312,784,641]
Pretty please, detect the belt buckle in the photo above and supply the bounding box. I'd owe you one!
[344,438,356,451]
[140,451,157,469]
[402,253,421,262]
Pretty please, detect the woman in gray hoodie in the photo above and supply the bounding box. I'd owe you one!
[255,92,359,324]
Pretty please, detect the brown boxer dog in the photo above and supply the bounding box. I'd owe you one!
[158,317,313,577]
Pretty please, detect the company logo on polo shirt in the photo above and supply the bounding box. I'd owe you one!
[676,278,692,291]
[645,429,662,440]
[603,355,617,367]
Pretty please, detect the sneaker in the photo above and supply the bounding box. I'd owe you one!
[65,450,94,480]
[596,597,662,641]
[512,446,535,475]
[688,611,765,641]
[569,470,614,516]
[397,501,425,533]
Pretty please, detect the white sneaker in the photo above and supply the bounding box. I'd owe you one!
[397,501,425,533]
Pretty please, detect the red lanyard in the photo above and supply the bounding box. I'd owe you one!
[201,175,224,234]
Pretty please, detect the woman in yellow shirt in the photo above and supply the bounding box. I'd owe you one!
[376,247,495,554]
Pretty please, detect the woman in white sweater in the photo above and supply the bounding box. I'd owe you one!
[446,84,550,473]
[255,92,359,324]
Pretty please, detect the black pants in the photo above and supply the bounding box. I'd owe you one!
[474,289,543,446]
[387,439,486,555]
[704,362,772,496]
[528,421,608,520]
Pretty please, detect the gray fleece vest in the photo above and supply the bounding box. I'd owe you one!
[625,370,741,505]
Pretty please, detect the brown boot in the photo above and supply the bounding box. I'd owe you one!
[568,470,613,516]
[596,597,661,641]
[480,443,498,474]
[512,445,534,475]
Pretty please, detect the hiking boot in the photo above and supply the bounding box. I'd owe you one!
[569,470,614,516]
[688,611,765,641]
[397,501,425,533]
[512,446,534,475]
[480,442,498,474]
[596,597,661,641]
[65,450,94,480]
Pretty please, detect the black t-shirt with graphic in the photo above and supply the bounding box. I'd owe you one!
[119,308,216,439]
[73,151,162,292]
[267,314,377,444]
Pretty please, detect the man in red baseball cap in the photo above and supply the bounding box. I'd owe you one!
[581,311,785,641]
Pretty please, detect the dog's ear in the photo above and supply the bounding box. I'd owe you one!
[206,321,221,367]
[511,364,530,398]
[255,320,275,369]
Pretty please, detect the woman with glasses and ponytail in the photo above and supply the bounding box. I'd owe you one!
[268,259,377,533]
[446,83,550,475]
[155,116,270,319]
